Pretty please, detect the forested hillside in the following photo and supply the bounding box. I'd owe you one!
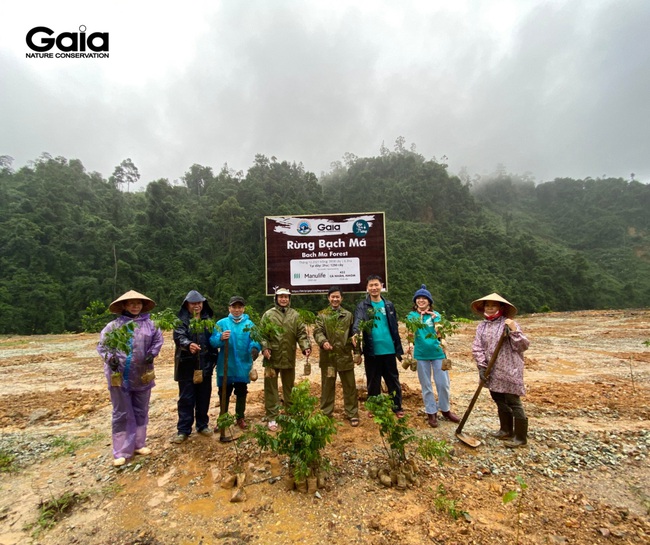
[1,146,648,334]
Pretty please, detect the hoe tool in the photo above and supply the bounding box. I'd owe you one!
[219,342,233,442]
[455,327,509,448]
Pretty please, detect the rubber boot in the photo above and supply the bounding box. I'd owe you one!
[504,418,528,448]
[492,409,514,440]
[426,413,438,428]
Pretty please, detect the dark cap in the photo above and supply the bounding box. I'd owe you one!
[229,295,245,306]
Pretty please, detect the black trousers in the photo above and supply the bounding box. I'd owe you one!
[490,391,526,420]
[218,382,248,419]
[364,353,402,412]
[177,376,213,434]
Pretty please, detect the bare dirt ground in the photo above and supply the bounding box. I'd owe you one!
[0,309,649,545]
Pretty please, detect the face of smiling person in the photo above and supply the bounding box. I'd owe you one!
[124,299,143,315]
[277,294,290,307]
[328,291,342,309]
[415,296,430,311]
[366,279,382,300]
[186,301,203,317]
[483,301,502,316]
[229,303,244,317]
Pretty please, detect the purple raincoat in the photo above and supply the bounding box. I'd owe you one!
[472,316,529,396]
[98,313,163,460]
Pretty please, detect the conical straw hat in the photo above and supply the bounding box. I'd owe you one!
[470,292,517,318]
[109,290,156,314]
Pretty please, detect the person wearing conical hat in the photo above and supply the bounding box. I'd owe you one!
[470,293,530,448]
[97,290,164,466]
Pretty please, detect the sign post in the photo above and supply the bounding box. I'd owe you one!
[264,212,387,295]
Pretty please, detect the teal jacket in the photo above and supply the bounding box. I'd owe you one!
[210,313,261,385]
[406,310,445,361]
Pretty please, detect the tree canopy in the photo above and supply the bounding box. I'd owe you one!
[0,145,648,334]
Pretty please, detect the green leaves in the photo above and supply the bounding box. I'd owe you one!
[150,308,181,331]
[251,380,337,482]
[245,316,284,345]
[502,475,528,505]
[189,316,218,335]
[416,437,453,465]
[101,321,135,356]
[80,300,112,333]
[2,150,649,336]
[365,394,415,465]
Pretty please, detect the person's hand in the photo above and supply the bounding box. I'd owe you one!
[478,367,487,382]
[351,336,358,348]
[322,341,333,351]
[189,342,201,354]
[221,330,231,341]
[251,348,260,360]
[504,319,516,331]
[303,348,312,357]
[145,354,154,365]
[108,356,119,371]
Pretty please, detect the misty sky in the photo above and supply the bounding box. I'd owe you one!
[1,0,649,189]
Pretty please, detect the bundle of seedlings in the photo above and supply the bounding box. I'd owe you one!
[100,309,182,386]
[101,321,136,387]
[365,394,452,489]
[296,308,316,375]
[244,306,285,379]
[352,308,378,364]
[252,380,337,493]
[188,315,218,384]
[404,311,460,371]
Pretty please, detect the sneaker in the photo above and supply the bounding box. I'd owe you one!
[198,428,213,437]
[267,420,278,432]
[237,418,248,430]
[113,457,126,467]
[395,410,405,419]
[170,433,188,444]
[134,447,151,455]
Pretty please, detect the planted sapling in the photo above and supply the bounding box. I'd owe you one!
[434,484,468,520]
[503,475,528,544]
[365,393,415,469]
[252,380,337,492]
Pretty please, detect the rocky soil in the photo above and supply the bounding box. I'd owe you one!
[0,309,649,545]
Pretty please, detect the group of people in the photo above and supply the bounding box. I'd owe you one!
[97,277,530,467]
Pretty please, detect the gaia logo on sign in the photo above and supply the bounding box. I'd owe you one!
[25,25,109,58]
